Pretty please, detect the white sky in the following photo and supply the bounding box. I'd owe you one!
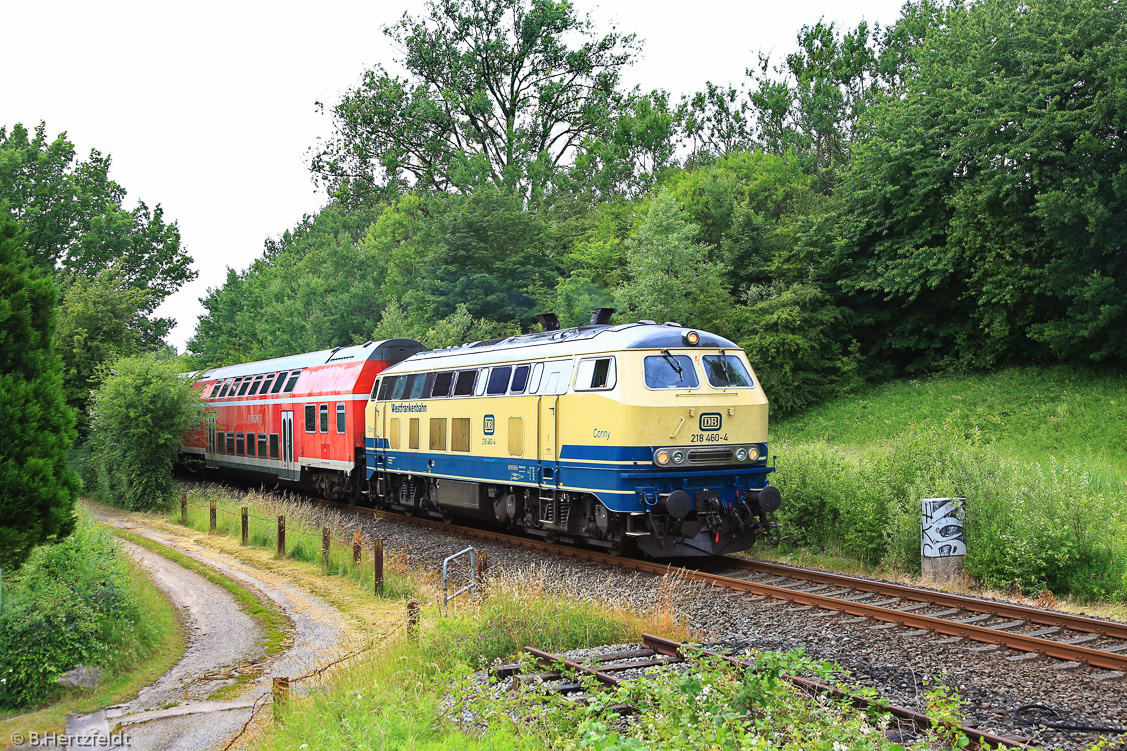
[2,0,908,353]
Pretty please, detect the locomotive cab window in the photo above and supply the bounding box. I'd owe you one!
[336,403,346,433]
[644,353,700,389]
[319,404,329,433]
[304,405,316,433]
[575,357,617,391]
[474,369,488,396]
[702,354,754,388]
[528,363,544,393]
[486,366,511,395]
[509,364,530,394]
[378,376,399,401]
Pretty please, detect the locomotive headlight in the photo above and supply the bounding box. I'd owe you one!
[672,450,685,464]
[655,450,671,466]
[683,330,700,346]
[736,447,748,462]
[748,446,760,461]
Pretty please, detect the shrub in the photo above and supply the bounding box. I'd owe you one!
[89,354,203,510]
[0,510,145,708]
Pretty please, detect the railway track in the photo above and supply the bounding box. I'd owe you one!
[504,634,1022,749]
[315,500,1127,678]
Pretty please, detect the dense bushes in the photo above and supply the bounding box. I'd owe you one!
[89,354,204,510]
[0,510,151,708]
[772,422,1127,601]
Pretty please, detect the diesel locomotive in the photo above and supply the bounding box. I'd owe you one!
[185,311,781,557]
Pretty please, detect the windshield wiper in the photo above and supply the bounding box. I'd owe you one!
[661,349,685,382]
[719,349,732,385]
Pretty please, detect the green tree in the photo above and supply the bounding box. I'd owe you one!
[835,0,1127,370]
[615,190,732,331]
[89,355,204,510]
[0,219,79,572]
[312,0,640,202]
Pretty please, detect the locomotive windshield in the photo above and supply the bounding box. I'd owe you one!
[644,353,700,389]
[702,353,754,387]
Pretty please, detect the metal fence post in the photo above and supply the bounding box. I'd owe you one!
[277,515,286,558]
[322,527,330,573]
[241,507,249,545]
[374,539,384,595]
[209,500,216,532]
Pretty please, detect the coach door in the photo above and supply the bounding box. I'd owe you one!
[280,411,296,480]
[537,395,559,488]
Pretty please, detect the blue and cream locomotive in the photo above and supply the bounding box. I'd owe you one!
[364,310,780,557]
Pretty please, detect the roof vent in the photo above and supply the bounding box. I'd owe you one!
[663,321,682,327]
[638,320,657,325]
[363,340,374,347]
[590,307,616,325]
[535,313,560,331]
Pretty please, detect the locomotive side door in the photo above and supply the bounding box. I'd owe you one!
[537,395,559,488]
[280,410,295,480]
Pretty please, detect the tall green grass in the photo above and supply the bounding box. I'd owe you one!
[770,367,1127,601]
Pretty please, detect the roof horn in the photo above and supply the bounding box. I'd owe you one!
[535,313,560,331]
[589,308,616,325]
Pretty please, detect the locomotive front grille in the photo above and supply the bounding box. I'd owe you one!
[687,448,734,464]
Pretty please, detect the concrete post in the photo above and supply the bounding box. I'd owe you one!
[921,497,966,584]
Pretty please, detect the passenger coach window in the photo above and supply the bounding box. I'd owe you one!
[260,373,275,394]
[258,433,268,458]
[431,371,454,397]
[452,370,476,397]
[226,433,235,454]
[487,366,512,395]
[236,433,245,456]
[336,404,346,433]
[305,405,316,432]
[269,434,279,459]
[229,377,243,396]
[270,373,287,394]
[238,377,253,396]
[248,374,264,395]
[510,365,530,394]
[247,433,256,457]
[575,357,617,391]
[702,354,754,388]
[320,404,329,433]
[644,354,700,389]
[283,370,301,393]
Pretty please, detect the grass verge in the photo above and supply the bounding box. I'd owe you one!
[0,524,185,737]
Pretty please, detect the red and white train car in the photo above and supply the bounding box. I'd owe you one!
[182,339,424,499]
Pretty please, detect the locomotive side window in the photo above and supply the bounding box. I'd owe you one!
[319,404,329,433]
[408,418,420,449]
[304,405,316,432]
[409,374,428,400]
[487,366,512,395]
[389,418,401,449]
[451,418,470,452]
[379,376,399,401]
[226,433,235,454]
[238,377,253,396]
[270,372,287,394]
[247,432,256,457]
[474,368,488,396]
[392,375,411,400]
[269,434,279,459]
[575,357,617,391]
[336,403,346,433]
[702,354,754,388]
[429,418,446,451]
[258,433,268,458]
[431,371,454,397]
[644,354,700,389]
[452,370,476,396]
[528,363,544,393]
[283,370,301,393]
[236,433,245,456]
[510,365,530,394]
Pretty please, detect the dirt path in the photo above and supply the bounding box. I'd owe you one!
[82,506,351,751]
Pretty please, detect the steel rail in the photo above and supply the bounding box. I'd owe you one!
[641,635,1024,750]
[718,557,1127,641]
[316,501,1127,672]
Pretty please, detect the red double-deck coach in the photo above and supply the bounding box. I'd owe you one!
[182,339,424,500]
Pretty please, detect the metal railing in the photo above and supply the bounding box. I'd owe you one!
[442,547,477,611]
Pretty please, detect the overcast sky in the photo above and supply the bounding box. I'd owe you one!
[2,0,908,352]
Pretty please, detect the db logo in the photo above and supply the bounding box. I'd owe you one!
[483,415,495,435]
[699,413,722,431]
